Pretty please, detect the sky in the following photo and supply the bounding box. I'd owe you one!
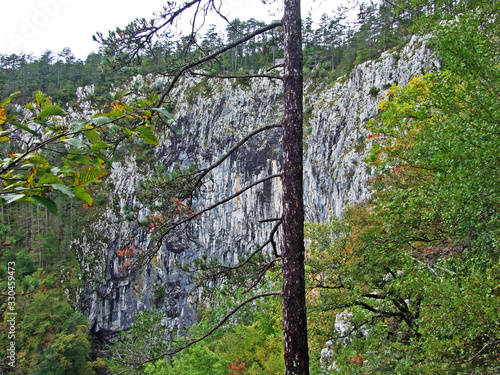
[0,0,350,60]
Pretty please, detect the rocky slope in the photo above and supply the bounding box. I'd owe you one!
[75,35,436,338]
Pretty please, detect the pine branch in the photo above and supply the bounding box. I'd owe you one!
[193,123,282,188]
[157,173,282,244]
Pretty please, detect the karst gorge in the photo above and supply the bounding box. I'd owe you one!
[1,1,499,374]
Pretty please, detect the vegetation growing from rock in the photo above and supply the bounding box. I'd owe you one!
[1,0,499,374]
[306,1,500,372]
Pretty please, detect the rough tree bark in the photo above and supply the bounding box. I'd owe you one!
[282,0,309,374]
[96,1,311,373]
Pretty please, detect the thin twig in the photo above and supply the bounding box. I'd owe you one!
[189,71,283,81]
[124,291,282,367]
[242,258,281,294]
[156,20,283,107]
[158,173,282,244]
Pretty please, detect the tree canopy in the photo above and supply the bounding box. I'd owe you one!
[306,1,500,372]
[2,0,499,374]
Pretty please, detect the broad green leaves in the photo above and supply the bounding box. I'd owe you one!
[0,90,172,211]
[0,92,107,211]
[38,104,67,120]
[136,125,159,145]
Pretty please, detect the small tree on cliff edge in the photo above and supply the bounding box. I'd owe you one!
[97,0,309,373]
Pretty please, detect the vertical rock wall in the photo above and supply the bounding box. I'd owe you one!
[76,36,436,336]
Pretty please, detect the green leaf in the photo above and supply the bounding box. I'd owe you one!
[91,142,111,150]
[25,154,49,166]
[84,129,101,144]
[70,119,90,132]
[94,157,109,168]
[1,194,25,204]
[90,116,112,127]
[62,137,85,149]
[11,121,40,137]
[136,125,159,145]
[122,127,134,138]
[149,92,159,103]
[1,158,14,170]
[52,184,75,197]
[68,154,93,165]
[38,173,63,186]
[35,91,46,107]
[75,167,106,186]
[31,196,58,215]
[73,186,93,206]
[152,107,175,120]
[123,103,134,112]
[0,92,19,107]
[0,130,12,137]
[114,90,131,101]
[38,105,67,119]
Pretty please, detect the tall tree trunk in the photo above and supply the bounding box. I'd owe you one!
[282,0,309,374]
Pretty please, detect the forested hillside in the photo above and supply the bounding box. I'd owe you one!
[1,0,499,374]
[0,1,413,105]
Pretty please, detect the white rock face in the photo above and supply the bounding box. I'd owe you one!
[76,36,436,337]
[304,35,436,220]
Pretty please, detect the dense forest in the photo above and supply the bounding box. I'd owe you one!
[0,1,414,105]
[1,0,499,374]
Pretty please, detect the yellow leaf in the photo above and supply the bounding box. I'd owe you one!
[0,106,6,125]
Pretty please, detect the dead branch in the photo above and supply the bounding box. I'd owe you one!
[189,71,283,81]
[156,19,283,106]
[124,291,282,368]
[242,258,281,294]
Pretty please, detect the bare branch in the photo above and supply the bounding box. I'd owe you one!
[354,300,402,317]
[187,219,282,293]
[259,217,282,223]
[242,258,281,294]
[217,219,282,275]
[406,254,457,278]
[125,291,282,367]
[309,283,344,290]
[269,216,281,258]
[193,123,282,187]
[189,71,283,81]
[156,19,283,106]
[459,339,500,364]
[362,292,386,299]
[120,121,283,273]
[136,123,281,208]
[406,252,441,278]
[121,173,283,273]
[158,173,282,243]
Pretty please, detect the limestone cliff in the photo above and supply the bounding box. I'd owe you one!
[74,36,436,337]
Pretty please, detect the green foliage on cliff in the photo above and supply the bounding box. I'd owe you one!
[305,2,500,373]
[2,1,499,374]
[106,297,284,375]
